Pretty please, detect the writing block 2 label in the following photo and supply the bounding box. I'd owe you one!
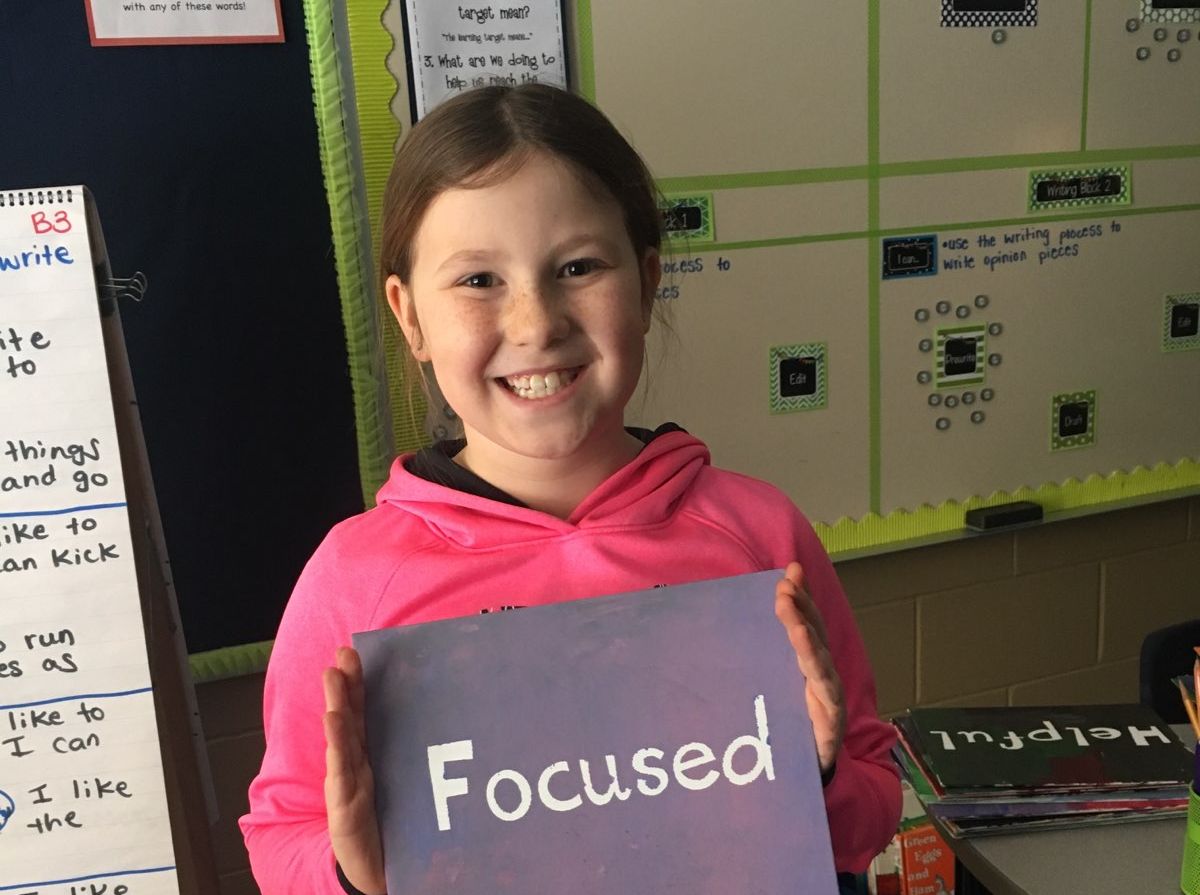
[1028,166,1131,212]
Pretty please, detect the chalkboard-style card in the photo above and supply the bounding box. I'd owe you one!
[354,570,837,895]
[941,0,1038,28]
[882,235,937,280]
[935,325,987,388]
[1028,166,1131,212]
[659,194,715,245]
[1050,390,1097,451]
[1163,293,1200,352]
[769,342,828,413]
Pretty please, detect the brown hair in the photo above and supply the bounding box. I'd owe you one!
[378,83,662,292]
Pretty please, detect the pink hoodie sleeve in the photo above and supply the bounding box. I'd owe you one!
[239,547,350,895]
[789,509,902,873]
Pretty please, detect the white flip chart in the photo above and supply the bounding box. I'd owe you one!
[0,187,178,894]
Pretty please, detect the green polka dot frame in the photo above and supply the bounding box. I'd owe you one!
[941,0,1037,28]
[1051,390,1097,451]
[1140,0,1200,25]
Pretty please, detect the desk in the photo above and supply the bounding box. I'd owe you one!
[946,724,1195,895]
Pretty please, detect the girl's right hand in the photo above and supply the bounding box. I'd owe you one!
[324,646,387,895]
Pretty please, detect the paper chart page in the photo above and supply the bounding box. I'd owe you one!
[0,188,179,894]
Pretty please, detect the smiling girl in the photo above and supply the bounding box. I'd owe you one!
[240,84,900,895]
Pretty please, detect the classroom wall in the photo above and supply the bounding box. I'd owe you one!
[196,495,1200,894]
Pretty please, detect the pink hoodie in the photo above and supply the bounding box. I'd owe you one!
[240,431,900,892]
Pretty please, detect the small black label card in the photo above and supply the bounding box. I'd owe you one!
[1171,303,1199,338]
[779,357,818,398]
[882,235,937,279]
[1058,402,1090,437]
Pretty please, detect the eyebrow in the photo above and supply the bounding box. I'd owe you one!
[434,250,506,275]
[432,235,625,276]
[555,234,625,257]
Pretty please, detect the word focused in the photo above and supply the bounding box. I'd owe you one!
[427,694,775,830]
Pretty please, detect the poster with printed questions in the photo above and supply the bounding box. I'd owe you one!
[403,0,567,119]
[0,187,179,894]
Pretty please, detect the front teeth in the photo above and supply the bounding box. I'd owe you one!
[505,368,576,399]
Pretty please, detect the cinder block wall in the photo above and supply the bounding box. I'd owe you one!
[842,496,1200,714]
[196,496,1200,894]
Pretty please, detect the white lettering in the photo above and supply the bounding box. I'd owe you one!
[580,755,631,805]
[486,769,532,822]
[537,760,581,812]
[722,693,775,785]
[673,742,719,791]
[1127,725,1170,747]
[428,740,473,831]
[632,747,669,796]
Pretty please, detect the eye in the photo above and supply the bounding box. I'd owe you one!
[458,272,496,288]
[559,258,602,278]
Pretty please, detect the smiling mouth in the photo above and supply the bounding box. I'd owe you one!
[501,367,581,399]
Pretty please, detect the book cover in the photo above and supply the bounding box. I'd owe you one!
[900,823,956,895]
[895,704,1192,794]
[354,570,837,895]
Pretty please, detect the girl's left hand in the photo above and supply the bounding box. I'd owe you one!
[774,561,845,776]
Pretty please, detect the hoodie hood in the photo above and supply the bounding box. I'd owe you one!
[374,430,710,549]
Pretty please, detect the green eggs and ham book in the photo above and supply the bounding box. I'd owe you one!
[893,704,1191,837]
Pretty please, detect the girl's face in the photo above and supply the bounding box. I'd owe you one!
[387,152,661,472]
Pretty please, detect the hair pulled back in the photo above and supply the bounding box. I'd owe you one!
[378,84,662,293]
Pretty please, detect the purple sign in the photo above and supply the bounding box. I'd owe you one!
[355,569,837,894]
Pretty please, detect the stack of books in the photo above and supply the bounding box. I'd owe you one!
[892,704,1193,838]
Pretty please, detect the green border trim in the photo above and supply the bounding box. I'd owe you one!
[189,640,273,683]
[303,0,396,504]
[816,459,1200,556]
[575,0,595,100]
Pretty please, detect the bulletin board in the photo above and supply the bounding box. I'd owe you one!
[308,0,1200,553]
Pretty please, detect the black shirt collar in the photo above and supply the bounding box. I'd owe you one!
[403,423,685,508]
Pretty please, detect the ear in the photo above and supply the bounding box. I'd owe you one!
[639,247,662,331]
[385,274,430,362]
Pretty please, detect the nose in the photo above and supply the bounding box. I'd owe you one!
[502,280,570,347]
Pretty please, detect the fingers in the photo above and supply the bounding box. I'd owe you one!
[335,646,368,742]
[773,564,847,771]
[324,648,369,792]
[324,648,387,895]
[775,562,828,643]
[324,709,357,804]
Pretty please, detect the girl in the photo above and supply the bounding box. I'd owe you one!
[241,83,900,895]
